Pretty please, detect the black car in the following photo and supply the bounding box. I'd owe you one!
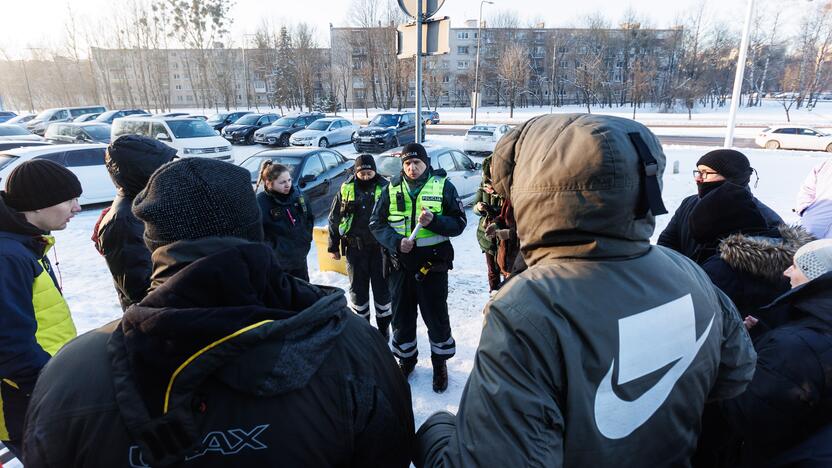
[95,109,150,125]
[207,111,252,131]
[353,112,423,153]
[44,122,112,144]
[239,147,352,219]
[222,113,280,145]
[253,113,325,147]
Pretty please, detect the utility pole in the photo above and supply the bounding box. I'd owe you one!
[415,0,423,143]
[473,0,493,125]
[21,59,34,113]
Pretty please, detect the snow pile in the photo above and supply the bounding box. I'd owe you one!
[54,140,829,428]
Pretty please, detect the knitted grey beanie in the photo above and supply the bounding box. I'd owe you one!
[794,239,832,281]
[132,158,263,252]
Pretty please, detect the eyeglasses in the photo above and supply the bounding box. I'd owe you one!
[693,169,720,180]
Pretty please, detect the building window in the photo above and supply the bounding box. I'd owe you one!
[457,46,469,55]
[457,61,469,69]
[457,32,469,40]
[173,73,180,79]
[175,84,182,90]
[443,75,450,83]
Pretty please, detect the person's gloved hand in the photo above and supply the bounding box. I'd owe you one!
[485,223,497,239]
[495,229,512,241]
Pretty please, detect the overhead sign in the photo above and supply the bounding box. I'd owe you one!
[397,0,446,19]
[396,17,451,59]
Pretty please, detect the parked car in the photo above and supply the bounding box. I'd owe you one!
[5,114,36,126]
[756,125,832,152]
[353,112,423,154]
[26,106,107,135]
[156,112,190,118]
[374,145,482,205]
[463,124,513,156]
[253,113,325,147]
[289,117,359,148]
[94,109,150,125]
[238,147,352,219]
[421,110,440,125]
[189,115,208,120]
[111,116,231,160]
[0,111,17,123]
[45,122,112,145]
[0,140,52,152]
[0,144,114,205]
[221,113,280,145]
[73,112,102,122]
[207,111,252,131]
[0,124,44,142]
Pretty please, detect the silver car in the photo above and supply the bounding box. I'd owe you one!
[290,117,359,148]
[462,124,513,156]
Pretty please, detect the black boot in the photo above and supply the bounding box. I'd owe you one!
[376,316,392,342]
[431,357,448,393]
[399,356,417,379]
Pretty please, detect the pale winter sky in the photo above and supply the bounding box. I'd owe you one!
[1,0,805,58]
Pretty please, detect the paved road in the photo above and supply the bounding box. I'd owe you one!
[425,127,757,148]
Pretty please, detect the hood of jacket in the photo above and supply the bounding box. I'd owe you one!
[264,185,303,207]
[719,224,814,282]
[107,238,348,464]
[105,135,177,197]
[761,271,832,328]
[490,114,666,265]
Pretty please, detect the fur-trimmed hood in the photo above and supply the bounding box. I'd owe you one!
[719,224,814,281]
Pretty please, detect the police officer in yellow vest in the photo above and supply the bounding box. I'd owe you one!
[0,159,80,458]
[370,143,467,393]
[328,154,392,338]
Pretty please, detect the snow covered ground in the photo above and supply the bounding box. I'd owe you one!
[52,134,829,432]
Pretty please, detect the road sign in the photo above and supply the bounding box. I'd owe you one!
[396,17,451,59]
[397,0,445,19]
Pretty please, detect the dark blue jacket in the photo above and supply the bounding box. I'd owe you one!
[257,187,314,271]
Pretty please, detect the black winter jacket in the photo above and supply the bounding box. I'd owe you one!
[369,169,467,272]
[327,175,388,254]
[23,237,415,467]
[96,137,175,310]
[719,272,832,467]
[257,187,314,271]
[658,189,782,259]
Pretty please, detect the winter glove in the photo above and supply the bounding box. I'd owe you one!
[495,229,512,241]
[485,223,498,239]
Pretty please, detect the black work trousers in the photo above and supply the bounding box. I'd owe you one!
[346,243,392,330]
[388,268,455,361]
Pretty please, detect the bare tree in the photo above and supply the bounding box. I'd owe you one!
[498,43,530,118]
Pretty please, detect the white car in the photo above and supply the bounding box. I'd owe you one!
[374,145,483,206]
[463,124,513,156]
[756,125,832,152]
[0,124,44,142]
[111,116,231,160]
[0,144,115,205]
[290,117,359,148]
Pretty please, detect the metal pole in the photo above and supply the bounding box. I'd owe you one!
[415,0,423,143]
[21,60,34,113]
[724,0,754,148]
[473,1,485,125]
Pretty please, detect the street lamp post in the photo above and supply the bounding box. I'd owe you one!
[724,0,755,148]
[472,0,493,125]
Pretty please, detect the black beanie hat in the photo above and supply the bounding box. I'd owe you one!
[354,154,377,172]
[696,149,753,185]
[3,159,83,211]
[132,158,263,252]
[401,142,429,165]
[106,135,178,196]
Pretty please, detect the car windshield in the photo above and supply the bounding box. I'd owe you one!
[370,114,400,127]
[96,110,118,121]
[34,110,54,121]
[376,155,402,177]
[165,119,217,139]
[307,120,331,131]
[207,113,228,124]
[83,125,111,140]
[273,117,296,127]
[234,115,260,125]
[240,155,302,182]
[0,125,30,136]
[0,154,18,171]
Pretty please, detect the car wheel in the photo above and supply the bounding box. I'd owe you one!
[246,133,255,145]
[391,137,399,148]
[319,138,329,148]
[279,134,290,147]
[765,140,780,150]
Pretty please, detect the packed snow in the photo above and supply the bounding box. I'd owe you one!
[53,134,828,429]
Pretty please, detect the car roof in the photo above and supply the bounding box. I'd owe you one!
[1,143,108,157]
[0,141,52,150]
[56,122,110,127]
[768,125,819,130]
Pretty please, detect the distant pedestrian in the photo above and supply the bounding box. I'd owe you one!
[795,158,832,239]
[257,161,314,281]
[95,135,176,310]
[0,159,81,458]
[472,156,503,293]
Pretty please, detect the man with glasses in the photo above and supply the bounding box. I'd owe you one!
[658,149,781,259]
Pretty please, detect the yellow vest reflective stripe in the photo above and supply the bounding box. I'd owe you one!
[338,181,383,236]
[387,175,449,246]
[32,236,76,356]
